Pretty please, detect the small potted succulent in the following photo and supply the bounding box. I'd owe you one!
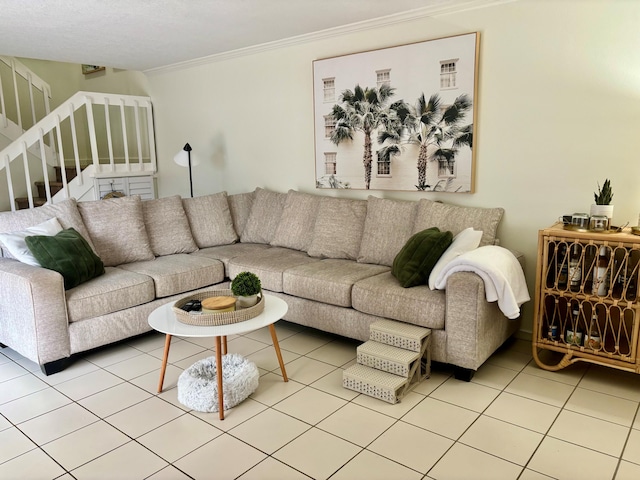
[590,179,614,228]
[231,271,262,307]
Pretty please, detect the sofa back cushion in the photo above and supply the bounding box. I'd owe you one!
[240,188,287,244]
[182,192,238,248]
[0,198,95,257]
[142,195,198,256]
[308,197,367,260]
[78,195,154,267]
[271,190,321,251]
[227,191,255,238]
[357,196,418,266]
[413,199,504,247]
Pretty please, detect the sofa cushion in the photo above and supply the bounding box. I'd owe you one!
[66,267,155,322]
[227,191,255,238]
[0,217,63,266]
[391,227,453,288]
[283,259,389,307]
[143,195,198,256]
[192,243,271,276]
[428,227,482,290]
[271,190,321,251]
[414,199,504,247]
[78,195,154,267]
[307,197,367,260]
[240,188,287,244]
[119,254,225,298]
[228,247,320,292]
[183,192,238,248]
[0,198,95,256]
[357,196,418,266]
[25,228,105,290]
[352,272,446,329]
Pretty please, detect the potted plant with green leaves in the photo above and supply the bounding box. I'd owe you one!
[590,179,614,229]
[231,271,262,307]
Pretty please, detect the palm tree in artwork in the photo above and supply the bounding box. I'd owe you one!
[380,92,473,191]
[330,84,397,189]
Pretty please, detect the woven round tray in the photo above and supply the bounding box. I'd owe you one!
[173,289,264,326]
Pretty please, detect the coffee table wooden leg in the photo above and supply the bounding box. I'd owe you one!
[215,336,224,420]
[222,336,227,355]
[157,334,172,393]
[269,324,288,382]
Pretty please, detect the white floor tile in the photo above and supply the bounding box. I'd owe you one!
[472,362,519,390]
[0,386,72,424]
[0,361,29,383]
[175,433,266,479]
[368,421,453,473]
[429,442,522,480]
[191,397,267,431]
[402,397,479,440]
[42,420,129,470]
[0,373,49,405]
[137,414,223,462]
[105,396,184,438]
[622,428,640,465]
[548,409,629,457]
[579,365,640,402]
[352,390,425,419]
[230,408,309,454]
[430,377,500,412]
[305,339,358,367]
[54,368,124,401]
[103,353,162,380]
[146,465,194,480]
[148,338,206,362]
[34,358,100,386]
[565,387,638,426]
[459,415,543,466]
[78,382,152,418]
[310,368,360,401]
[412,370,451,395]
[247,345,300,372]
[616,460,640,479]
[279,331,333,355]
[0,426,37,463]
[528,436,618,480]
[332,449,422,480]
[484,391,560,434]
[249,372,305,406]
[85,343,146,368]
[505,372,575,407]
[0,446,66,479]
[317,402,396,447]
[274,386,347,424]
[227,336,272,356]
[238,456,311,479]
[71,440,168,480]
[19,402,99,445]
[278,357,337,385]
[273,428,361,480]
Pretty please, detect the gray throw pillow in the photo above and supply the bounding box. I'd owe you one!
[143,195,198,256]
[182,192,238,248]
[271,190,321,251]
[240,188,287,244]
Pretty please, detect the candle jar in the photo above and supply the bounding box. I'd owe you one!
[590,215,608,231]
[571,213,590,229]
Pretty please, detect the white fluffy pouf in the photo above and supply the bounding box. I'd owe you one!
[177,353,259,413]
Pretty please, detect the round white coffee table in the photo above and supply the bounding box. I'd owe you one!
[148,293,289,420]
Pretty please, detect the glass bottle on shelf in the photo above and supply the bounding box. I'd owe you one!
[592,246,609,296]
[585,311,601,350]
[566,303,583,346]
[557,244,568,289]
[569,244,582,291]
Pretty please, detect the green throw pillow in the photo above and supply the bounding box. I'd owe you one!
[25,228,105,290]
[392,227,453,288]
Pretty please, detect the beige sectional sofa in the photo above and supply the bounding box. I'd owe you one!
[0,188,524,380]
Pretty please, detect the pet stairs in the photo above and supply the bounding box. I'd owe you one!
[343,319,431,404]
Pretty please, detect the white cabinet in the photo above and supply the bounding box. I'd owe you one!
[95,175,155,200]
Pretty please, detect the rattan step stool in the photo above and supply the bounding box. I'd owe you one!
[343,319,431,404]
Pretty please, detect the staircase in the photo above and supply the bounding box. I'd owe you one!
[0,56,157,212]
[343,319,431,404]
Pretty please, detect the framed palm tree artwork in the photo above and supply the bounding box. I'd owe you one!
[313,32,479,193]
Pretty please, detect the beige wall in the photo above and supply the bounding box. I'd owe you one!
[147,0,640,334]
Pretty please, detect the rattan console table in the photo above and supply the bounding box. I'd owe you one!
[532,223,640,374]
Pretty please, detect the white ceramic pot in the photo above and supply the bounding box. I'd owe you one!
[236,294,259,308]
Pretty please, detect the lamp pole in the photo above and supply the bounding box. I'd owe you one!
[183,143,193,198]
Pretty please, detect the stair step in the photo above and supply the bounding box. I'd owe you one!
[15,197,47,210]
[357,341,420,377]
[54,166,77,183]
[369,319,431,352]
[343,364,408,404]
[35,181,63,198]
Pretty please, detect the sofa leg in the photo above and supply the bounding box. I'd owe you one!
[454,367,475,382]
[40,357,73,376]
[0,342,6,348]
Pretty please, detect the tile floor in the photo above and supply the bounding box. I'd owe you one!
[1,322,640,479]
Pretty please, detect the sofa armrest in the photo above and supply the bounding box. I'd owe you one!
[444,271,521,371]
[0,258,70,366]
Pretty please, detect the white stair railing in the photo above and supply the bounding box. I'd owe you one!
[0,91,157,211]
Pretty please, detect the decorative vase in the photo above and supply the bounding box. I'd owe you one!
[590,204,614,229]
[236,294,259,308]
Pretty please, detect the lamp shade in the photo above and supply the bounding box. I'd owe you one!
[173,149,200,167]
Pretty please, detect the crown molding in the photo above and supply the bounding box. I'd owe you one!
[145,0,516,76]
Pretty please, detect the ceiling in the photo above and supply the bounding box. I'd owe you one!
[0,0,491,72]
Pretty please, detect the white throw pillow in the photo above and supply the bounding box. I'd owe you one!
[428,227,482,290]
[0,217,63,266]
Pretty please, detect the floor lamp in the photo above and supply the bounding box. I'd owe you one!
[173,143,198,198]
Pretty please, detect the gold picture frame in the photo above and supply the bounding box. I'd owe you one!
[82,65,105,75]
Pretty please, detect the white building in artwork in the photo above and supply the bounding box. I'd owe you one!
[313,33,477,192]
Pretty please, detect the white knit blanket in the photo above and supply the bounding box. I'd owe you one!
[434,245,530,319]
